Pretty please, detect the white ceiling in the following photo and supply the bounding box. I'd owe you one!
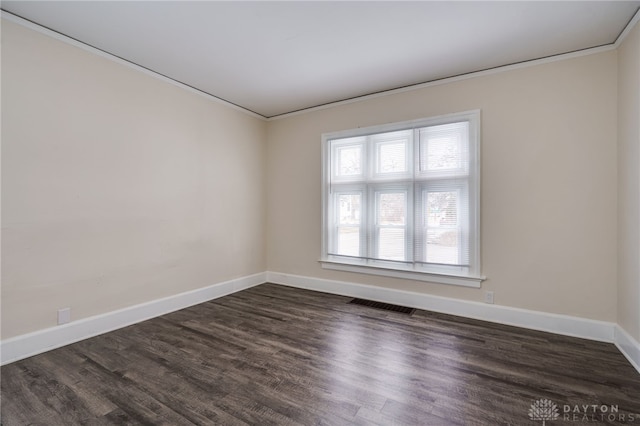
[2,1,639,118]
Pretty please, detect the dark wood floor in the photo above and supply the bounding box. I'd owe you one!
[2,283,639,425]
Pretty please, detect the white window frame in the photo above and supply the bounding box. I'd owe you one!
[321,110,485,288]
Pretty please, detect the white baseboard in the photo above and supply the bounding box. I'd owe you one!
[0,272,266,365]
[614,325,640,374]
[266,271,616,344]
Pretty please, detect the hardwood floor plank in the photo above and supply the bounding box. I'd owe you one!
[29,351,117,418]
[2,283,639,425]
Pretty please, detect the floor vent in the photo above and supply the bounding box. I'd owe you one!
[349,298,415,315]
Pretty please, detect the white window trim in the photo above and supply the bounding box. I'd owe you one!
[321,110,486,287]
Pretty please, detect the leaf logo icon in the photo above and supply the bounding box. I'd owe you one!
[529,399,559,425]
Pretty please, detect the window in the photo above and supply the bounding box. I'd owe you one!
[321,111,484,287]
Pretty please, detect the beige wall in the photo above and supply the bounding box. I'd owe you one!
[267,51,619,322]
[617,20,640,341]
[2,16,631,341]
[1,20,267,338]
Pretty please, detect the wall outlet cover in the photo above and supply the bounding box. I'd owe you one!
[484,291,495,304]
[57,308,71,325]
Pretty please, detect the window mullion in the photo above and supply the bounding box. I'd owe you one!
[366,184,375,262]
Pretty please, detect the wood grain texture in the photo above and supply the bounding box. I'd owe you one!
[2,283,639,425]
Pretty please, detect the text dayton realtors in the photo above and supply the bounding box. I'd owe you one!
[562,404,637,423]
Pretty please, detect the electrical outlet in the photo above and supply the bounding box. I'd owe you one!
[57,308,71,325]
[484,291,494,304]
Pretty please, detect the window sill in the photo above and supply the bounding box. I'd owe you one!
[319,259,485,288]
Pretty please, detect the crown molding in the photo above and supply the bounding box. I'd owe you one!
[1,10,268,121]
[614,7,640,48]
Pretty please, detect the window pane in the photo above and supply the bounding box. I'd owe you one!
[425,191,459,264]
[338,227,360,256]
[377,141,407,173]
[426,229,459,264]
[338,194,361,225]
[378,228,405,261]
[337,145,362,176]
[378,192,405,225]
[427,192,457,227]
[377,191,406,261]
[420,122,468,172]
